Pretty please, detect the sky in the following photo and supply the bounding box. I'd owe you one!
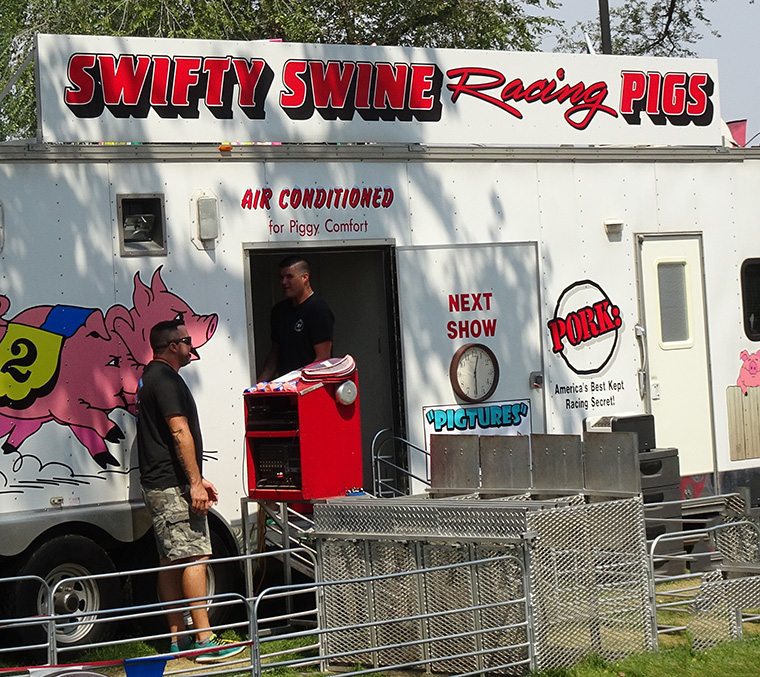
[544,1,760,145]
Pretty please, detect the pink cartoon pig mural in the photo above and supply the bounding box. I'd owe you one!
[107,268,218,368]
[0,268,217,468]
[737,349,760,395]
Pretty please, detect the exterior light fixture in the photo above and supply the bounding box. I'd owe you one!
[604,218,624,235]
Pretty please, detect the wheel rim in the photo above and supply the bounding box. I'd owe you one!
[206,565,216,597]
[38,563,101,644]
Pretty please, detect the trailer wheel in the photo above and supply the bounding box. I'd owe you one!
[206,528,243,627]
[13,536,120,648]
[129,524,242,636]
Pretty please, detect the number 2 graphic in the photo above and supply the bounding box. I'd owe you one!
[0,338,37,383]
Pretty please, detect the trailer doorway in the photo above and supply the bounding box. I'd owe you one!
[247,244,405,490]
[638,234,716,484]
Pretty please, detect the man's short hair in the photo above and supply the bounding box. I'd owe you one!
[279,255,310,276]
[150,319,184,351]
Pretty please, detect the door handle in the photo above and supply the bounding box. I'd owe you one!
[635,323,648,399]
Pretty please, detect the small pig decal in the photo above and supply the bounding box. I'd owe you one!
[0,268,217,468]
[737,350,760,395]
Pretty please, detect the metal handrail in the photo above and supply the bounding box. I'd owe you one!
[371,428,430,497]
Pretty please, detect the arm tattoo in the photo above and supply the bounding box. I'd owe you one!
[171,429,189,472]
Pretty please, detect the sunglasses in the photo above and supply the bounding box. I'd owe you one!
[170,336,193,347]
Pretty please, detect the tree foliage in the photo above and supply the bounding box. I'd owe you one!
[253,0,559,49]
[554,0,717,58]
[0,0,557,140]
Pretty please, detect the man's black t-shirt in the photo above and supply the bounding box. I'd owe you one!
[136,360,203,490]
[270,294,334,375]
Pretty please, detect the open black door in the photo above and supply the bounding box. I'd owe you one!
[248,245,406,490]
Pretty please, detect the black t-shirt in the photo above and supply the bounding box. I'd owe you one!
[270,294,334,375]
[136,360,204,490]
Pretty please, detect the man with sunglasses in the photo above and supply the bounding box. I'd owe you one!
[136,319,242,662]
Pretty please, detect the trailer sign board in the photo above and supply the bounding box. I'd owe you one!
[423,399,532,448]
[36,33,722,146]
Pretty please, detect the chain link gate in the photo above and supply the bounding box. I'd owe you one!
[313,496,653,674]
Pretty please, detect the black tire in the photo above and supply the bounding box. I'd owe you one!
[128,523,243,636]
[206,527,244,628]
[12,535,121,648]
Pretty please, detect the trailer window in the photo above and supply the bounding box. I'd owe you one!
[657,261,690,344]
[117,194,166,256]
[741,259,760,340]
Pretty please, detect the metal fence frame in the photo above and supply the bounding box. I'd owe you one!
[252,552,533,677]
[646,509,760,650]
[0,548,314,669]
[2,494,760,676]
[0,546,533,677]
[312,496,655,674]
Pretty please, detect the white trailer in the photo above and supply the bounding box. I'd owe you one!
[1,33,758,645]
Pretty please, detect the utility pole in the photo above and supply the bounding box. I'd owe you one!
[599,0,612,54]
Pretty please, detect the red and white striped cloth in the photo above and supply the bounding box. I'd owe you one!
[300,355,356,382]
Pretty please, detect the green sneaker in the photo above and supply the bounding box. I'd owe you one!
[170,636,194,654]
[194,633,244,663]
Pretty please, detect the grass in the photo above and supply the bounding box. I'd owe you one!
[259,634,320,668]
[532,638,760,677]
[75,629,760,677]
[69,630,318,676]
[77,635,760,677]
[527,574,760,676]
[2,629,759,677]
[8,577,760,677]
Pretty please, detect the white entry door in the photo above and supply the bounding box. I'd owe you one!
[398,242,545,438]
[639,235,714,476]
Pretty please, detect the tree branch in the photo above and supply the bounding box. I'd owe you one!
[645,0,678,53]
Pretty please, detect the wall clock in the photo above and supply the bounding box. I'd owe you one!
[449,343,499,403]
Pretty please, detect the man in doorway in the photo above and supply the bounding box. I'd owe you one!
[258,255,335,380]
[137,319,243,662]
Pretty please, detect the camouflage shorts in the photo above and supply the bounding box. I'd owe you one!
[142,486,212,562]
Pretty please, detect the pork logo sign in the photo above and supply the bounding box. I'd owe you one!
[547,280,622,376]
